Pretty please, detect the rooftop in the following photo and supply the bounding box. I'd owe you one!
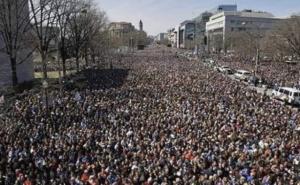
[180,20,195,26]
[210,10,276,21]
[110,22,132,25]
[279,87,300,93]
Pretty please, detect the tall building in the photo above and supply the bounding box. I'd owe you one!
[139,20,143,32]
[169,5,235,50]
[193,12,213,52]
[206,9,281,52]
[167,28,177,47]
[177,20,196,49]
[0,0,34,87]
[109,22,135,38]
[155,33,168,42]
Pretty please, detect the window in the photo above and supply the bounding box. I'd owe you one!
[279,89,284,93]
[294,92,300,97]
[283,90,290,95]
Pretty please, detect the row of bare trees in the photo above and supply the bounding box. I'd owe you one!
[266,16,300,60]
[223,16,300,61]
[0,0,109,86]
[110,30,149,52]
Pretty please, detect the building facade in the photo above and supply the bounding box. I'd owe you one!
[109,22,135,38]
[193,12,213,52]
[155,33,168,42]
[167,28,177,47]
[206,10,280,52]
[168,5,236,50]
[177,20,195,49]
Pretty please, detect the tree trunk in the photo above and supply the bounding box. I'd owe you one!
[62,58,67,77]
[10,57,18,87]
[41,53,48,79]
[60,38,67,76]
[76,55,80,72]
[92,54,96,65]
[85,47,88,67]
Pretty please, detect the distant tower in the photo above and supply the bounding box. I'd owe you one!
[139,20,143,31]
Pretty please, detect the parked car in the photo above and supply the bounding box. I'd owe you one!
[272,87,300,105]
[234,70,252,81]
[285,60,300,65]
[217,66,234,74]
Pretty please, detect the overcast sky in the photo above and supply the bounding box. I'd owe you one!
[96,0,300,36]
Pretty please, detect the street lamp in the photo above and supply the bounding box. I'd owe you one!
[42,80,49,116]
[80,8,89,68]
[130,37,134,53]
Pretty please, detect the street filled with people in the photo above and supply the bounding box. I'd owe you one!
[0,46,300,184]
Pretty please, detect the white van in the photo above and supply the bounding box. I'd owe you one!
[234,70,252,81]
[272,87,300,105]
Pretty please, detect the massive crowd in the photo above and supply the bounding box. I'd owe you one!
[214,56,300,88]
[0,46,300,185]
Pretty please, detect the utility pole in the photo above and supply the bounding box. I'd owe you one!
[255,47,259,77]
[242,22,261,77]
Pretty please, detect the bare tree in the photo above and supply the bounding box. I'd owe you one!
[0,0,33,86]
[82,10,107,67]
[28,0,61,79]
[271,16,300,59]
[67,1,107,72]
[88,31,105,65]
[93,30,115,67]
[261,31,289,62]
[208,34,223,53]
[228,31,256,57]
[53,0,76,76]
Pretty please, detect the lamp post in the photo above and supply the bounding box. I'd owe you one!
[42,80,49,117]
[241,22,262,77]
[130,36,134,53]
[81,8,89,68]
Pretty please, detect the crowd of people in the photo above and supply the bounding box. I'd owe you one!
[0,46,300,184]
[214,55,300,88]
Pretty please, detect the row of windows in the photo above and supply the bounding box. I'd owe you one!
[277,89,300,97]
[230,27,247,31]
[229,20,253,25]
[207,21,224,30]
